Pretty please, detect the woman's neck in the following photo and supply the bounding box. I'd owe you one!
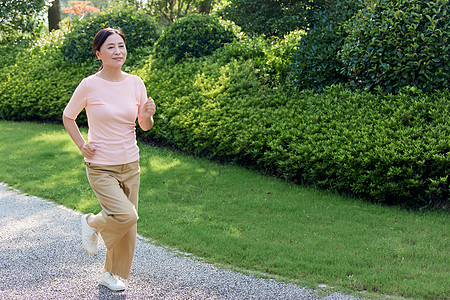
[97,68,127,82]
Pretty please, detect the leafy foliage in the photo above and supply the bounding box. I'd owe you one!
[1,11,449,209]
[286,0,364,92]
[0,0,45,39]
[61,1,101,16]
[339,0,450,94]
[153,14,235,63]
[220,0,330,37]
[0,32,91,124]
[61,6,159,64]
[215,29,304,86]
[146,0,215,25]
[0,37,34,76]
[136,50,449,209]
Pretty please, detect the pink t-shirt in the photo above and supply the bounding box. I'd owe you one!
[63,74,148,165]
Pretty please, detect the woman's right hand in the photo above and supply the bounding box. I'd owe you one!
[80,143,96,159]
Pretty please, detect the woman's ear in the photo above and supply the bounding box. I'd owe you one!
[95,50,101,61]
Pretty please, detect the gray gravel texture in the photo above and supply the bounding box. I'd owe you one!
[0,182,362,300]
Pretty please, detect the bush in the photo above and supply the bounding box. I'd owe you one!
[256,30,304,86]
[262,86,449,208]
[339,0,450,94]
[138,50,449,209]
[0,36,34,83]
[137,53,281,161]
[219,0,314,37]
[62,6,159,65]
[153,14,235,63]
[286,0,363,92]
[213,30,304,87]
[1,25,448,209]
[0,31,91,124]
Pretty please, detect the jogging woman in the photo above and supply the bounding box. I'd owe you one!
[62,27,155,291]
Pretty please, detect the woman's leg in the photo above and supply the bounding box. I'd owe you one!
[86,161,140,279]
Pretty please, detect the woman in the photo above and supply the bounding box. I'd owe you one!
[62,28,155,291]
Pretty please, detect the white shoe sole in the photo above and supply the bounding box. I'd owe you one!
[99,272,126,291]
[81,214,98,255]
[99,282,126,291]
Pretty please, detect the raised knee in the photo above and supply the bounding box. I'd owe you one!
[116,209,138,225]
[125,211,138,225]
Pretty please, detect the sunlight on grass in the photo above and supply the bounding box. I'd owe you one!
[0,121,448,300]
[147,156,182,173]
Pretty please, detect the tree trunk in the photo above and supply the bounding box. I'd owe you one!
[48,0,61,32]
[198,0,213,14]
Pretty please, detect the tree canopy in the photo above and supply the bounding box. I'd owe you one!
[220,0,335,37]
[147,0,216,24]
[0,0,46,38]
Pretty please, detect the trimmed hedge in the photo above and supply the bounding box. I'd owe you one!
[340,0,450,94]
[153,14,235,64]
[0,31,91,123]
[62,6,159,65]
[137,51,449,209]
[1,29,448,209]
[0,36,33,74]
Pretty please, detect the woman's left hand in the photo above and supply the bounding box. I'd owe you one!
[143,97,156,117]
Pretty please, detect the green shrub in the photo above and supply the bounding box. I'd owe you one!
[262,86,449,208]
[1,25,448,209]
[256,30,304,86]
[287,0,363,92]
[339,0,450,94]
[138,50,449,208]
[214,30,303,87]
[0,36,34,73]
[0,31,91,124]
[62,6,159,65]
[219,0,314,38]
[218,34,266,62]
[153,14,235,63]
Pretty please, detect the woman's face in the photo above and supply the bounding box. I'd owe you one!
[95,33,127,69]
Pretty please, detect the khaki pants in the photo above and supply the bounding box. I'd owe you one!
[85,160,140,279]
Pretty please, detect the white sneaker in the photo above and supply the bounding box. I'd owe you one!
[81,214,98,255]
[99,272,126,291]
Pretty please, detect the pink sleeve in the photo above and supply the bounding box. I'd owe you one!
[136,76,148,122]
[63,79,89,120]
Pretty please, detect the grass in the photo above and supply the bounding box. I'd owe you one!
[0,120,448,299]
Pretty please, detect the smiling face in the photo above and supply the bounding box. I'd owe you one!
[95,33,127,69]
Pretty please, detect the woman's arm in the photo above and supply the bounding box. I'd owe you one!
[63,115,96,159]
[139,116,154,132]
[138,98,155,131]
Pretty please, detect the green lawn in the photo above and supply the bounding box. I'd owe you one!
[0,120,448,299]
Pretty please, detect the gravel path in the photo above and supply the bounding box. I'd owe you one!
[0,183,362,300]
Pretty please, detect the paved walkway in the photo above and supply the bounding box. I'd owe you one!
[0,183,361,300]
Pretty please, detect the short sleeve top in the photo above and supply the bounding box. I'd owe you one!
[63,74,148,165]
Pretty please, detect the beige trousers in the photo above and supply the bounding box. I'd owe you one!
[85,160,140,279]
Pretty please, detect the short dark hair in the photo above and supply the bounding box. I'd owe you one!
[92,27,126,55]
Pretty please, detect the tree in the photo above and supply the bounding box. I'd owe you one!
[48,0,62,31]
[0,0,46,38]
[62,1,101,18]
[220,0,334,37]
[148,0,217,24]
[89,0,113,10]
[62,1,101,22]
[198,0,213,14]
